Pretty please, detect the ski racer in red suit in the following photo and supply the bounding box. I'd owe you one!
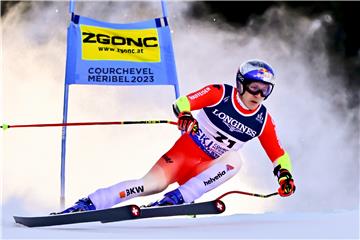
[58,59,296,213]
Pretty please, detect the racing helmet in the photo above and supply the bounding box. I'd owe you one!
[236,59,275,99]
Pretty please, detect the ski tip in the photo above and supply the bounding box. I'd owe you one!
[13,216,22,223]
[13,216,31,227]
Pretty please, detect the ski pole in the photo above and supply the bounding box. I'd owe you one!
[1,120,177,130]
[216,190,278,200]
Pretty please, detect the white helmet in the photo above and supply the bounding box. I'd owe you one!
[236,59,275,99]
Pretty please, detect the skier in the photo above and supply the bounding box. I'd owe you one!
[58,59,296,213]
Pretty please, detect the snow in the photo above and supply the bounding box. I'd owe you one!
[1,1,359,239]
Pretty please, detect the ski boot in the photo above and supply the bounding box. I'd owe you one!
[52,197,96,215]
[150,189,184,207]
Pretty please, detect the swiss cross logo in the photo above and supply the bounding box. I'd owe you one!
[217,202,224,211]
[131,206,140,216]
[215,200,226,213]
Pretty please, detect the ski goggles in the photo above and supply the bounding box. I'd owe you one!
[244,81,273,98]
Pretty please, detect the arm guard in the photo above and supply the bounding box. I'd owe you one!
[172,96,191,117]
[272,152,294,182]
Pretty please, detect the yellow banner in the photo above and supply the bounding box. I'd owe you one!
[80,25,160,62]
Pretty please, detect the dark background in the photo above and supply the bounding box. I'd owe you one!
[190,2,360,59]
[2,1,359,106]
[188,2,360,104]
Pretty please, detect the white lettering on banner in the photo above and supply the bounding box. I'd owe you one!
[188,87,211,100]
[88,67,154,75]
[87,67,155,83]
[212,109,257,137]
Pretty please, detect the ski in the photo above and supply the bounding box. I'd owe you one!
[13,204,141,227]
[13,200,226,227]
[103,199,226,223]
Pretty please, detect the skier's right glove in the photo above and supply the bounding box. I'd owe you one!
[177,111,198,133]
[274,166,296,197]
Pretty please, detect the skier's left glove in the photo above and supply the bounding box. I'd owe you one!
[274,166,296,197]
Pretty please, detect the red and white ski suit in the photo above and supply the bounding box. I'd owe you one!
[89,84,291,209]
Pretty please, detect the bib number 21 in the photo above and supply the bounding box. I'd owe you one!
[213,131,236,148]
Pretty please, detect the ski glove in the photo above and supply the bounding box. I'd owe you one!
[273,166,296,197]
[177,111,198,133]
